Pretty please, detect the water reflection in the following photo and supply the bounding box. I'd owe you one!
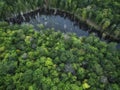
[21,14,120,50]
[28,15,89,36]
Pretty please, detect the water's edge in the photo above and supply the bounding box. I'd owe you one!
[4,8,120,49]
[5,8,120,43]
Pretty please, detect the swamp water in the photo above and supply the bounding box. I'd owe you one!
[24,15,89,37]
[6,8,120,49]
[21,14,120,49]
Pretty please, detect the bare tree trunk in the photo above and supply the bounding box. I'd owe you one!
[44,0,50,9]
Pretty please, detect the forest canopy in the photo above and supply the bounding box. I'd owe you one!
[0,0,120,90]
[0,22,120,90]
[0,0,120,38]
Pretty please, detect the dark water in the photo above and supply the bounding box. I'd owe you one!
[26,15,89,36]
[116,43,120,49]
[21,14,120,49]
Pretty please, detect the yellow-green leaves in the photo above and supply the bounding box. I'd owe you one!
[82,82,90,89]
[82,80,90,89]
[102,19,111,30]
[45,58,53,66]
[25,36,33,45]
[0,46,5,52]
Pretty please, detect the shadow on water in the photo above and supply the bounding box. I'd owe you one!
[5,8,120,49]
[27,15,89,37]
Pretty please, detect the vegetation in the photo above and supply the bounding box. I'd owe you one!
[0,22,120,90]
[0,0,120,90]
[0,0,120,38]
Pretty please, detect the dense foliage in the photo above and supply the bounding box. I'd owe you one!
[0,0,120,38]
[0,22,120,90]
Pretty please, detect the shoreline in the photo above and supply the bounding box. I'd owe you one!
[5,7,120,43]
